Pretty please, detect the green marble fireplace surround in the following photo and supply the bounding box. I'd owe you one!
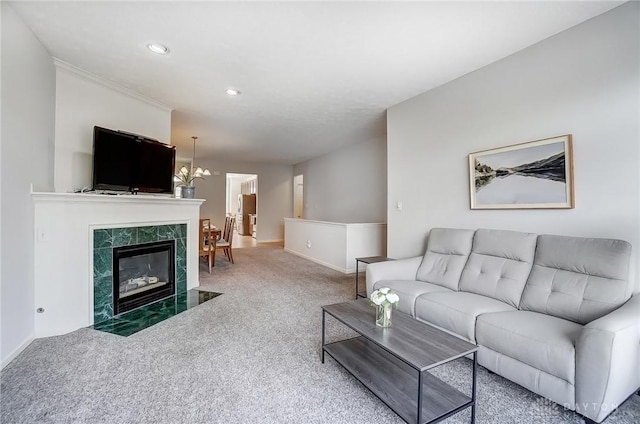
[93,223,187,324]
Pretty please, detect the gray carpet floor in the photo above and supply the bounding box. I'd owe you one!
[1,245,639,424]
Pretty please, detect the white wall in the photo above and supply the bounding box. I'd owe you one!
[226,176,238,215]
[284,218,386,273]
[387,4,639,289]
[53,62,172,192]
[1,3,56,366]
[194,160,292,242]
[293,137,387,223]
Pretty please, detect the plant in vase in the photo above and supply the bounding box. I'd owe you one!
[174,166,209,198]
[370,287,400,328]
[174,135,211,198]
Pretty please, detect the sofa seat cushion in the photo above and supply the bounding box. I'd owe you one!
[414,292,515,343]
[476,311,583,384]
[373,280,452,316]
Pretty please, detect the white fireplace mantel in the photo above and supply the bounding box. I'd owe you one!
[32,192,205,337]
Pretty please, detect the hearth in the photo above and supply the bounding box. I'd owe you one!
[112,240,175,315]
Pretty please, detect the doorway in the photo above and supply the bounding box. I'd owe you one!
[226,173,258,247]
[293,174,304,219]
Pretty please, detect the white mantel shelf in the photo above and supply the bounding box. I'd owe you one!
[31,191,205,338]
[32,191,204,205]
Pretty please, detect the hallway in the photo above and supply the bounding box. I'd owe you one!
[234,233,257,248]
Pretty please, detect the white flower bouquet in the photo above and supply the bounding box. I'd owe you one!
[174,166,209,186]
[370,287,400,307]
[370,287,399,328]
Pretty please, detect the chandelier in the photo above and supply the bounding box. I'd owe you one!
[174,136,211,186]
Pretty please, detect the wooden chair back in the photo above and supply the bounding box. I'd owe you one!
[222,216,232,242]
[199,218,211,251]
[198,218,215,273]
[216,216,236,264]
[226,217,236,246]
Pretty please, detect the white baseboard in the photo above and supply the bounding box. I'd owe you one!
[1,336,35,370]
[258,239,284,244]
[283,248,354,274]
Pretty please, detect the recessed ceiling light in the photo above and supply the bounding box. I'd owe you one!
[147,43,170,55]
[225,88,241,96]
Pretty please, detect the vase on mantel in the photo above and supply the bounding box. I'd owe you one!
[181,186,195,199]
[376,303,393,328]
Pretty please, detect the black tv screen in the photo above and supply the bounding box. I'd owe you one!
[92,126,176,194]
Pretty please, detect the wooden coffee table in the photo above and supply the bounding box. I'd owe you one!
[321,299,478,424]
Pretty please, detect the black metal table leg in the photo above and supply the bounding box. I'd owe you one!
[355,260,360,299]
[418,370,423,424]
[471,352,477,423]
[321,309,326,363]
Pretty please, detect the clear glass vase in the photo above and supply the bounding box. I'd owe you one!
[376,303,393,328]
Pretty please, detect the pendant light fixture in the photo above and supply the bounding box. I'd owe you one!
[175,136,211,187]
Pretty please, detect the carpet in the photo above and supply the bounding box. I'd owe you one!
[1,245,638,423]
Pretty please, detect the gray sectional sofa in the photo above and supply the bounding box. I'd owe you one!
[366,228,640,424]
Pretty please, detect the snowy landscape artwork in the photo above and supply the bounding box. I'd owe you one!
[469,135,574,209]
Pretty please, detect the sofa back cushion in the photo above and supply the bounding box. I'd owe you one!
[520,235,632,324]
[415,228,475,291]
[458,229,537,307]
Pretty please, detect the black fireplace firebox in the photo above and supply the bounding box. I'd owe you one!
[112,240,176,315]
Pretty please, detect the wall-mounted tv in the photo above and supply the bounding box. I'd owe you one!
[92,126,176,194]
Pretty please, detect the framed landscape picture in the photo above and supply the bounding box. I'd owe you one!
[469,135,574,209]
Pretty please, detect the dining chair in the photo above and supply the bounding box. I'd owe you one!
[221,216,232,242]
[198,218,216,273]
[228,213,238,234]
[216,217,236,264]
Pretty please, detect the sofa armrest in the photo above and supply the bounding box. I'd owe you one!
[365,256,422,296]
[576,293,640,422]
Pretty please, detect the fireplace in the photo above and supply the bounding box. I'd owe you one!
[112,240,175,315]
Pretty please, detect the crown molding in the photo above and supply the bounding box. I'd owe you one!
[53,58,173,112]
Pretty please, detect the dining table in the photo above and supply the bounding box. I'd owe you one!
[204,225,222,243]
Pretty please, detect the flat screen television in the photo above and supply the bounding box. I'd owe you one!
[92,126,176,194]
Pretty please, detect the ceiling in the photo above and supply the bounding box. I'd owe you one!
[10,1,622,165]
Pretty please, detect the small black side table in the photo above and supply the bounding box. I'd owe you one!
[355,256,394,300]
